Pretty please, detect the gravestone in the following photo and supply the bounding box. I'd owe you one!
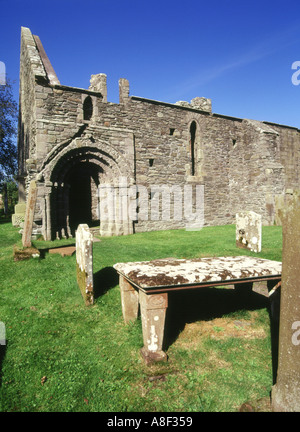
[12,202,26,227]
[272,192,300,411]
[76,224,94,306]
[22,180,37,248]
[236,211,262,253]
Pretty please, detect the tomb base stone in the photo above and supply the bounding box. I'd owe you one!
[236,211,262,253]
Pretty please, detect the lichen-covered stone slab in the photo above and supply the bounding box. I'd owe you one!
[236,211,262,253]
[115,255,282,364]
[76,224,94,305]
[114,256,281,289]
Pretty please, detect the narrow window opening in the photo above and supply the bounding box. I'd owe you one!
[149,158,154,167]
[83,96,93,121]
[232,139,237,147]
[190,121,196,176]
[169,128,175,136]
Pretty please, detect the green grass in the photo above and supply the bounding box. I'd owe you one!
[0,222,282,412]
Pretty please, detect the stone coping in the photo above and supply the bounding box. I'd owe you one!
[114,256,282,290]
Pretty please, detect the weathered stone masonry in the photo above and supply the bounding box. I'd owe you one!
[14,27,300,240]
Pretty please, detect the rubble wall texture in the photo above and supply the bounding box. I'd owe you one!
[16,27,300,240]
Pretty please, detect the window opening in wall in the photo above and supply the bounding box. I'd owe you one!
[83,96,93,121]
[232,139,237,147]
[149,158,154,167]
[190,121,196,176]
[169,128,175,136]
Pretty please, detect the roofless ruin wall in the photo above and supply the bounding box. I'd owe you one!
[15,27,300,239]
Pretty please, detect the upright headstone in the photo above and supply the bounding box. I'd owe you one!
[76,224,94,306]
[12,202,26,227]
[272,192,300,411]
[22,180,37,248]
[236,211,262,253]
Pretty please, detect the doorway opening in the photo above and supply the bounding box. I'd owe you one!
[68,162,100,235]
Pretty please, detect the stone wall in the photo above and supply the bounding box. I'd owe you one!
[15,27,300,240]
[17,27,43,201]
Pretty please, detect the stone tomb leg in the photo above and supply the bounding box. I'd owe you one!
[119,275,139,324]
[139,291,168,364]
[119,275,168,364]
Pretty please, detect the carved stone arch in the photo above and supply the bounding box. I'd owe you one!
[43,138,135,239]
[45,140,130,181]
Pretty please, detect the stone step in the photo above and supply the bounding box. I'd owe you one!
[49,246,76,257]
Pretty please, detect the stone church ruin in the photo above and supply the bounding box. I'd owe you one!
[14,27,300,240]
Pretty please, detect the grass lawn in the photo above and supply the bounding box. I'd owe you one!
[0,221,282,412]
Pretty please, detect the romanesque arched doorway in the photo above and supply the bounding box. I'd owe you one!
[47,143,134,239]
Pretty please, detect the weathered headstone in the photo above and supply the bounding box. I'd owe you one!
[236,211,262,253]
[22,180,37,248]
[76,224,94,306]
[272,192,300,411]
[12,202,26,227]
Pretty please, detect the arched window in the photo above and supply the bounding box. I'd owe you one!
[83,96,93,121]
[190,121,196,176]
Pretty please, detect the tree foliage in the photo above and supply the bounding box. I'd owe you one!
[0,79,18,215]
[0,79,18,184]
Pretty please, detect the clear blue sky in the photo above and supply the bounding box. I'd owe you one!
[1,0,300,128]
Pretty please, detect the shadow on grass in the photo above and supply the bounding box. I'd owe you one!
[268,287,280,385]
[164,288,268,346]
[93,266,119,299]
[164,287,279,382]
[0,216,13,225]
